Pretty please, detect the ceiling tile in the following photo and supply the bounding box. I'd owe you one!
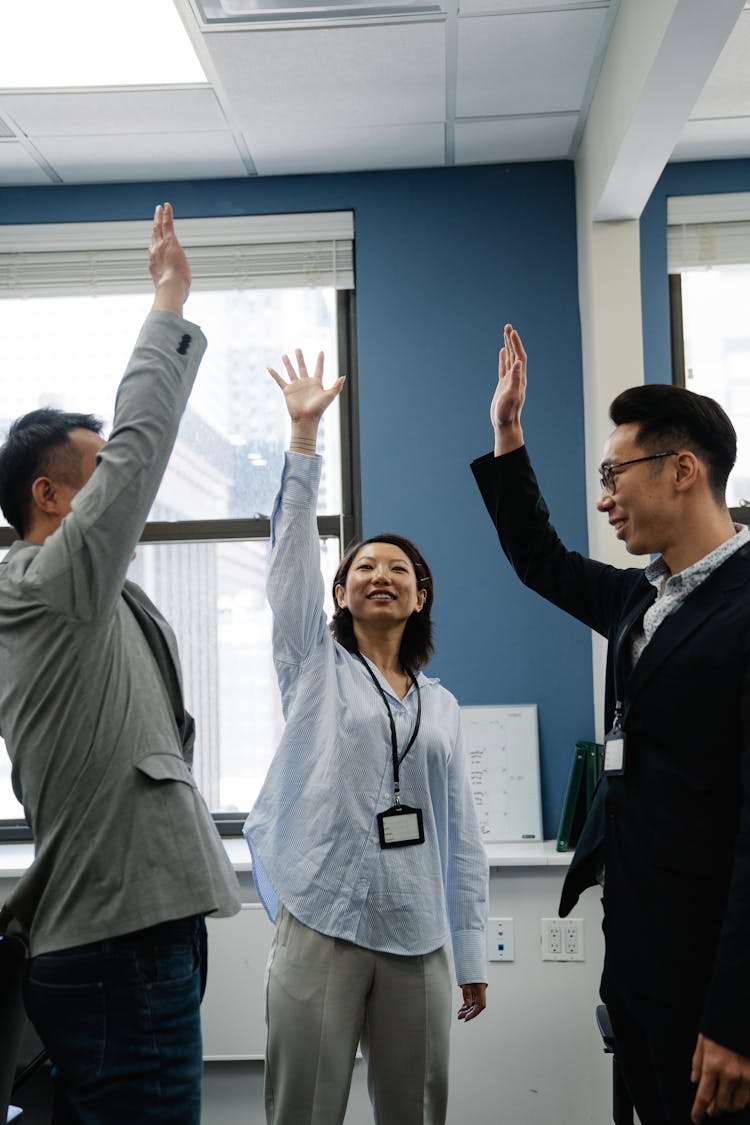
[457,8,607,117]
[0,88,227,138]
[0,141,50,184]
[688,9,750,121]
[455,113,578,163]
[205,22,445,130]
[33,132,248,183]
[249,122,445,175]
[672,117,750,163]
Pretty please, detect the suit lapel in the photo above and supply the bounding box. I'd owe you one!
[122,582,186,714]
[621,545,750,715]
[122,581,184,692]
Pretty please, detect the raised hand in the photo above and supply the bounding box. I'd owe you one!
[149,202,191,315]
[491,323,527,456]
[269,349,346,455]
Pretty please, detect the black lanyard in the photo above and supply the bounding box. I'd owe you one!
[355,652,421,803]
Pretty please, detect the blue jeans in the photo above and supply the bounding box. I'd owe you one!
[24,915,207,1125]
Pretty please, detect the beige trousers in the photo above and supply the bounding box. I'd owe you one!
[264,906,452,1125]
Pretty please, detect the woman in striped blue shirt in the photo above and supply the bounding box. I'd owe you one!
[244,349,489,1125]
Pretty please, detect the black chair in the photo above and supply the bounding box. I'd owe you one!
[596,1003,635,1125]
[1,933,27,1123]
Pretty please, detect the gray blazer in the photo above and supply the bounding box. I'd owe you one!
[0,310,240,955]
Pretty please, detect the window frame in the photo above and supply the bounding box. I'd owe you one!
[0,271,361,841]
[668,268,750,532]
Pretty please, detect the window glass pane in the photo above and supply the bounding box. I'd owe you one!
[681,266,750,507]
[0,286,341,523]
[0,539,342,820]
[0,751,22,819]
[130,537,341,813]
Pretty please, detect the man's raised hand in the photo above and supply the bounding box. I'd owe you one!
[149,202,192,316]
[491,323,527,457]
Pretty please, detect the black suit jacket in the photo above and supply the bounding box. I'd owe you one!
[472,446,750,1055]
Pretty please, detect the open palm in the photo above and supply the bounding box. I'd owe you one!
[269,349,345,423]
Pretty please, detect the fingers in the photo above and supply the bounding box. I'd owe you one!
[690,1037,750,1123]
[268,366,286,390]
[498,323,526,386]
[692,1035,705,1084]
[281,354,299,381]
[274,350,328,386]
[457,983,487,1023]
[151,201,174,243]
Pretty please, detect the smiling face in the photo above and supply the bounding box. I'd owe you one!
[597,422,677,557]
[335,541,426,629]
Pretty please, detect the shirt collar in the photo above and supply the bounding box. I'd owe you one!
[645,523,750,591]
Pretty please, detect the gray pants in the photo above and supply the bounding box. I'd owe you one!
[264,906,452,1125]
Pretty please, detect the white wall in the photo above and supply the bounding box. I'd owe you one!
[200,863,610,1125]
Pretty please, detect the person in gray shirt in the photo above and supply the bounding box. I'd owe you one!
[0,203,240,1124]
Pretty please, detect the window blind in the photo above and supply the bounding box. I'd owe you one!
[0,211,354,297]
[667,193,750,271]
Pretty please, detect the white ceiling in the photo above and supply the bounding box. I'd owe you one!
[0,0,747,190]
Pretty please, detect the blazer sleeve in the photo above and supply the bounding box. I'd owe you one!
[20,310,206,622]
[470,446,639,637]
[700,650,750,1055]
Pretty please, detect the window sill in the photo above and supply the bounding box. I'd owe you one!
[0,837,572,879]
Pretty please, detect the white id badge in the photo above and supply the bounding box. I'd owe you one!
[603,731,626,776]
[377,804,425,849]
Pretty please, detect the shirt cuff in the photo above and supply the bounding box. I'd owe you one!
[452,928,488,986]
[279,450,322,505]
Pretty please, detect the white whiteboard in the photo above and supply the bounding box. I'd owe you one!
[460,704,542,843]
[202,903,273,1060]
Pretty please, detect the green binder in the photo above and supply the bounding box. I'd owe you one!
[556,740,603,852]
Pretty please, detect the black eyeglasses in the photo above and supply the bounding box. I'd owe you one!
[598,451,678,495]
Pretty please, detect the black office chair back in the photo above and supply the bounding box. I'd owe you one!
[0,933,27,1122]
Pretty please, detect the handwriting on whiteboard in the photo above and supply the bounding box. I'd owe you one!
[461,705,542,842]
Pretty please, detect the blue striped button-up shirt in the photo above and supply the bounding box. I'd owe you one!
[243,452,488,985]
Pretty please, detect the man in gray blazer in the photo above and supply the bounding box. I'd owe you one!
[0,203,240,1123]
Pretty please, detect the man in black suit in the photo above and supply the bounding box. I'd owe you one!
[471,325,750,1125]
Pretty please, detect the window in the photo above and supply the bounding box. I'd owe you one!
[0,213,360,836]
[668,193,750,513]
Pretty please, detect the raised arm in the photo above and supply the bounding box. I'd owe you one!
[29,204,206,620]
[265,351,345,680]
[269,349,346,455]
[491,324,527,457]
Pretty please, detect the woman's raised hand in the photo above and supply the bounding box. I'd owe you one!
[269,349,345,424]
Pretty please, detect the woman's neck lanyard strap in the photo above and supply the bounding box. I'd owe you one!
[355,652,421,805]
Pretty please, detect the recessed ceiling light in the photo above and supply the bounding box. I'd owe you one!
[195,0,442,24]
[1,0,206,89]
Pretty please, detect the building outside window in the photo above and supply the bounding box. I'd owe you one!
[668,193,750,512]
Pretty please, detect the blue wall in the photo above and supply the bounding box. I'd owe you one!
[641,158,750,385]
[0,162,593,836]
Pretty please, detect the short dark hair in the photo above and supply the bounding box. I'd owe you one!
[0,408,103,536]
[331,533,434,672]
[609,384,736,502]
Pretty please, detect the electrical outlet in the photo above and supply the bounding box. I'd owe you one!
[563,919,584,960]
[487,917,514,961]
[541,917,584,961]
[541,918,561,958]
